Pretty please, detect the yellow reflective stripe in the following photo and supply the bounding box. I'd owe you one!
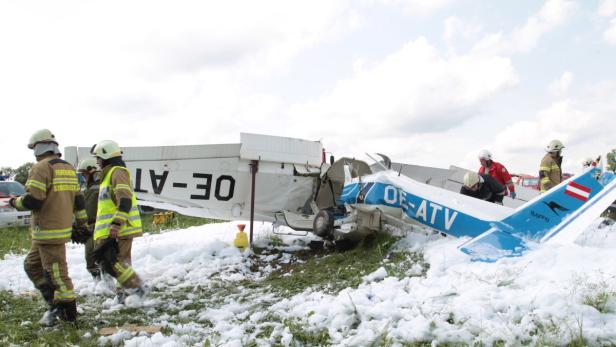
[52,263,74,301]
[53,177,78,182]
[97,213,115,221]
[119,226,142,237]
[54,291,75,301]
[75,210,87,219]
[53,262,67,292]
[95,222,111,232]
[52,181,78,186]
[540,166,551,171]
[540,177,551,184]
[115,184,132,191]
[116,266,135,284]
[53,185,80,192]
[32,227,72,240]
[114,211,130,222]
[54,169,76,176]
[15,197,25,210]
[26,180,47,192]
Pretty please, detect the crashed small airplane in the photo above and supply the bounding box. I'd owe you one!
[336,165,616,261]
[65,133,616,262]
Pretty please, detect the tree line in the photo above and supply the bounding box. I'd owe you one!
[0,163,34,185]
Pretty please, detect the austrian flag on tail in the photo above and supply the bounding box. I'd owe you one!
[565,181,591,201]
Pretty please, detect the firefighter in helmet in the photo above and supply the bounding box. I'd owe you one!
[460,172,507,205]
[539,139,564,193]
[90,140,146,303]
[10,129,87,325]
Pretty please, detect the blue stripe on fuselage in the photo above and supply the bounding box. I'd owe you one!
[339,182,491,238]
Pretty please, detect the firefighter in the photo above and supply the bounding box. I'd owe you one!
[478,149,516,200]
[9,129,87,325]
[539,139,564,193]
[90,140,146,303]
[77,157,101,280]
[460,172,507,204]
[602,149,616,224]
[608,148,616,173]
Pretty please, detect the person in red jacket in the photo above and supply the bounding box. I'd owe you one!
[478,149,516,200]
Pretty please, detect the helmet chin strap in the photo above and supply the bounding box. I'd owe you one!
[33,142,60,157]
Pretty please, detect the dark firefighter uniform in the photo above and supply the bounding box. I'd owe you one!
[539,153,562,193]
[94,161,144,293]
[460,173,507,204]
[83,171,101,278]
[12,154,87,322]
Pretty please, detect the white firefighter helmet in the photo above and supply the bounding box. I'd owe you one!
[546,139,565,153]
[478,149,492,160]
[90,140,122,160]
[28,129,58,149]
[463,172,481,188]
[78,157,98,172]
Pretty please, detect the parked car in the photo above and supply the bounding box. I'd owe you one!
[0,181,31,228]
[512,172,573,191]
[512,173,540,191]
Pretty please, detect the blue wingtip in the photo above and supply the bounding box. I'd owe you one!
[459,227,530,262]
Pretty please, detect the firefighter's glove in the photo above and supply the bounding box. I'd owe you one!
[8,198,17,209]
[109,222,121,239]
[509,191,516,200]
[93,238,118,276]
[71,224,91,244]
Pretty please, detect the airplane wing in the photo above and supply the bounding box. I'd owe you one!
[65,133,323,224]
[339,165,614,262]
[460,167,616,261]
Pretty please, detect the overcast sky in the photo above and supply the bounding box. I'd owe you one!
[1,0,615,175]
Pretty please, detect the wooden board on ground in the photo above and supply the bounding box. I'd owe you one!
[99,324,163,336]
[19,291,39,298]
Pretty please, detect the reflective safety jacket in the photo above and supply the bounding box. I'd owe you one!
[539,153,562,193]
[94,166,142,241]
[14,154,87,244]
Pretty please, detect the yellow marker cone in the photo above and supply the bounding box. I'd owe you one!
[234,224,249,250]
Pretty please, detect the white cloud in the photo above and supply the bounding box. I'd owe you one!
[473,0,578,55]
[548,71,574,95]
[286,37,518,158]
[487,86,616,175]
[598,0,616,17]
[443,16,482,44]
[603,18,616,44]
[0,0,360,166]
[371,0,455,16]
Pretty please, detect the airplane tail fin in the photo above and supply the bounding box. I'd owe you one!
[460,167,616,261]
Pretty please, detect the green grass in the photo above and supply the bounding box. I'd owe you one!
[0,225,30,258]
[258,233,429,297]
[0,212,218,259]
[139,212,221,234]
[0,291,101,346]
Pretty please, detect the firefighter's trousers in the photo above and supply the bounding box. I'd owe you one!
[96,238,142,290]
[24,241,75,304]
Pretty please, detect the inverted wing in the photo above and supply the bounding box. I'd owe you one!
[460,168,615,261]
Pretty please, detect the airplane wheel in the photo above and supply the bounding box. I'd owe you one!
[313,209,334,238]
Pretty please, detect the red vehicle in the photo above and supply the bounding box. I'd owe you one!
[512,174,539,190]
[512,173,573,191]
